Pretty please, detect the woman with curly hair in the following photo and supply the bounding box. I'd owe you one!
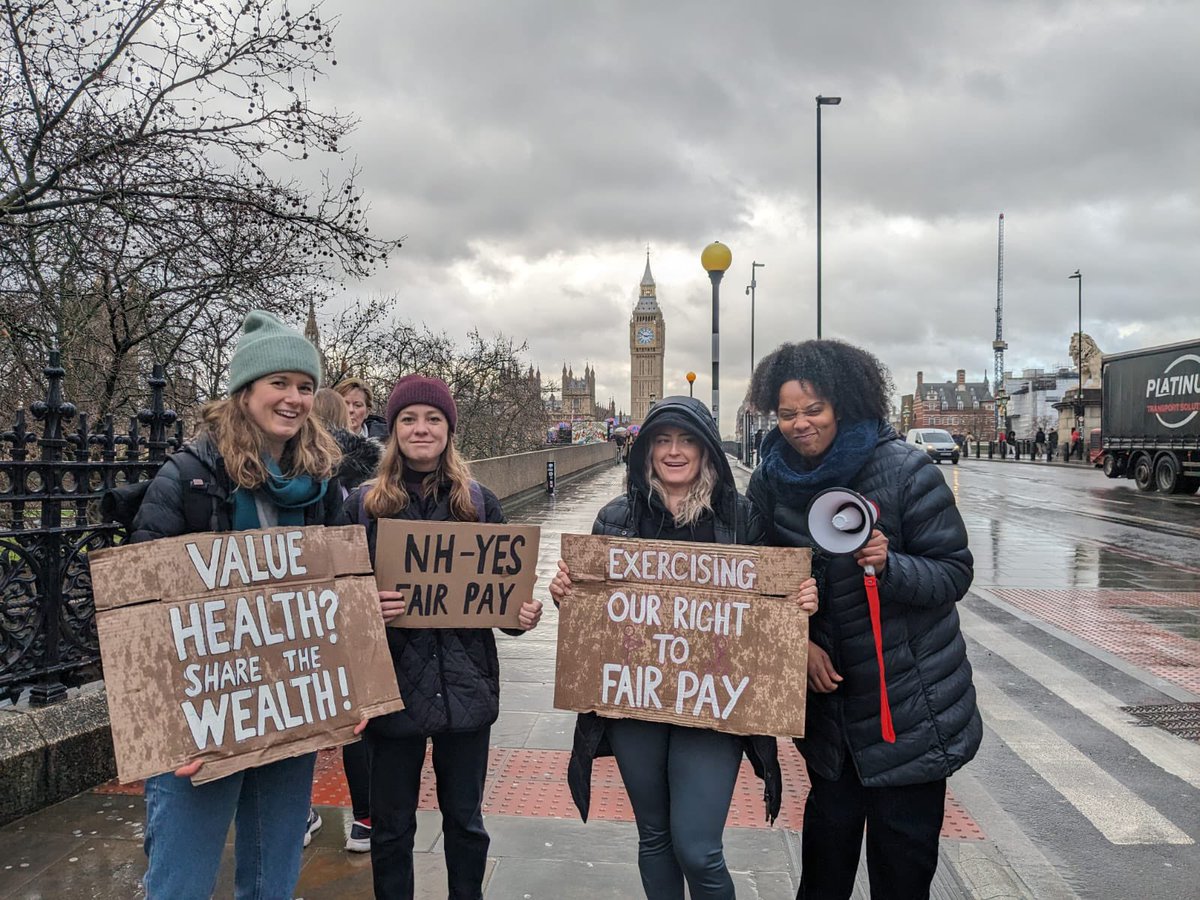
[551,395,817,900]
[746,340,980,900]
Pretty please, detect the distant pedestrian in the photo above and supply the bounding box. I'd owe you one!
[1071,427,1082,460]
[1035,428,1046,459]
[999,430,1009,459]
[753,427,764,465]
[1049,429,1059,459]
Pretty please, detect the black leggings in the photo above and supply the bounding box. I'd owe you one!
[607,718,743,900]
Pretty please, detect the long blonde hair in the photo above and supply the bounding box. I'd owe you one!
[201,388,342,489]
[313,387,350,430]
[644,444,719,526]
[364,430,478,521]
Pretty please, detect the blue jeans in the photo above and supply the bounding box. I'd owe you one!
[607,719,743,900]
[142,752,316,900]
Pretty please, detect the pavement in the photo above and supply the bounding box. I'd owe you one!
[3,456,1200,898]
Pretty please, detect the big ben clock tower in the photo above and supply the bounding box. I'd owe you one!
[630,252,666,424]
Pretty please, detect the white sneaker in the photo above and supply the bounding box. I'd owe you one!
[303,808,323,847]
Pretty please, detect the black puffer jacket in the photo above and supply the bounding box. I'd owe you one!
[748,422,981,787]
[566,396,783,823]
[131,433,344,542]
[347,479,513,738]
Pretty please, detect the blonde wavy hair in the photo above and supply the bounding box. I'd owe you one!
[644,438,719,526]
[200,388,342,489]
[363,430,478,521]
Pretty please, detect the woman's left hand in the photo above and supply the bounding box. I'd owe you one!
[855,528,888,573]
[791,577,819,615]
[518,598,544,631]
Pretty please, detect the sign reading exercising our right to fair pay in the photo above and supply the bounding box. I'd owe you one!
[554,535,812,737]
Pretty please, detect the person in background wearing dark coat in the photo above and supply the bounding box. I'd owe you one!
[747,340,980,900]
[1034,427,1047,460]
[753,427,765,466]
[133,311,349,899]
[347,375,543,900]
[335,376,389,440]
[550,396,818,900]
[312,388,382,852]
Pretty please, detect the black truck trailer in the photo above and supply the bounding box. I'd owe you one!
[1098,338,1200,493]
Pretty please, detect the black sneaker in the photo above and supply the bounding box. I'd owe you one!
[303,808,323,847]
[345,819,372,853]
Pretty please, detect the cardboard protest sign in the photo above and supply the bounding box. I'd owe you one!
[554,535,811,737]
[89,525,405,784]
[373,519,540,629]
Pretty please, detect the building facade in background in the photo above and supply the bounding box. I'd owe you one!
[909,369,995,437]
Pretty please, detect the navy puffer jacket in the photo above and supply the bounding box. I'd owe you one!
[567,396,782,823]
[347,480,512,738]
[748,422,981,787]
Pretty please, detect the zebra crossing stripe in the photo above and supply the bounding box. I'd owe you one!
[960,606,1200,791]
[972,672,1193,845]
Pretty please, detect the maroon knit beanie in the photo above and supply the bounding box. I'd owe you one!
[385,375,458,432]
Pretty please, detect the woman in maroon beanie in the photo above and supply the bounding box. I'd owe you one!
[346,374,543,900]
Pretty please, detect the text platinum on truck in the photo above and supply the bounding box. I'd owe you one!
[1096,338,1200,494]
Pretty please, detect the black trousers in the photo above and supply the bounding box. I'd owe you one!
[366,727,491,900]
[798,763,946,900]
[342,739,371,821]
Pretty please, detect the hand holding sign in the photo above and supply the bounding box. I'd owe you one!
[379,589,408,623]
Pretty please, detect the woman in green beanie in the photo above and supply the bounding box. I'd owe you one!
[132,310,349,900]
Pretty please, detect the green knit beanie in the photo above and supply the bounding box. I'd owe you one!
[227,310,322,395]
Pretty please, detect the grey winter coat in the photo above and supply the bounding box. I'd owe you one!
[748,422,981,787]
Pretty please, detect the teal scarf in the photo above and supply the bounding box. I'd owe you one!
[232,457,328,530]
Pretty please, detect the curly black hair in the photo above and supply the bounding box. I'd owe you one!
[749,339,893,422]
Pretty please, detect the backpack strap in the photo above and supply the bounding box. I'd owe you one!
[468,480,486,523]
[172,450,224,533]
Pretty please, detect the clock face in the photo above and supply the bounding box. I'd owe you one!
[637,327,654,345]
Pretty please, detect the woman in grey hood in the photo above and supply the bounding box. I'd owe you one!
[551,395,817,900]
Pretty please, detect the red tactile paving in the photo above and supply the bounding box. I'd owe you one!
[96,741,985,840]
[992,589,1200,694]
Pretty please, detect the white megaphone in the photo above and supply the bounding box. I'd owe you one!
[804,487,896,743]
[806,488,879,561]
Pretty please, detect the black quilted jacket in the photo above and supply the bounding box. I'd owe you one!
[566,396,783,823]
[748,422,981,787]
[346,480,513,738]
[130,434,344,542]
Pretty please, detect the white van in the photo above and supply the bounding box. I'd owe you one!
[905,428,960,464]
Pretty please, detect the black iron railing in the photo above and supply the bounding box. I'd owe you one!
[0,353,183,705]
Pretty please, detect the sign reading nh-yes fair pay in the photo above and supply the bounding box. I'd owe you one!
[89,525,406,784]
[373,519,541,629]
[554,535,811,737]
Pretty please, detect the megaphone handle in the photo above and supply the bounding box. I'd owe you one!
[862,570,897,744]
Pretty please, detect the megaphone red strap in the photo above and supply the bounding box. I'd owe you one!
[862,574,896,743]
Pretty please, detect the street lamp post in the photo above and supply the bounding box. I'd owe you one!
[745,261,765,377]
[1069,269,1083,456]
[686,371,696,398]
[816,94,841,339]
[701,241,733,426]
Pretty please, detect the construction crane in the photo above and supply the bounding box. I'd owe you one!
[992,212,1007,439]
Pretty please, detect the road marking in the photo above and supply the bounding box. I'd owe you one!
[961,606,1200,790]
[972,671,1193,845]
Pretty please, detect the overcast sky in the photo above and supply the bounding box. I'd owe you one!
[307,0,1198,434]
